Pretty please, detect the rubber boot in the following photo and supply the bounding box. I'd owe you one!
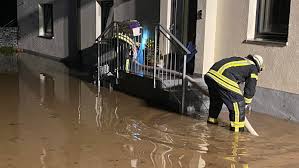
[230,126,245,132]
[207,117,218,125]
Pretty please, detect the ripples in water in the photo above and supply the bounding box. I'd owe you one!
[1,53,299,168]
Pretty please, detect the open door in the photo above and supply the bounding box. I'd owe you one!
[170,0,198,74]
[100,0,113,33]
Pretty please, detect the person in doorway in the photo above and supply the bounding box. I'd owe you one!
[204,54,264,132]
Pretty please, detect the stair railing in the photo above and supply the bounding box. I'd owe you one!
[153,24,191,112]
[96,22,119,92]
[96,22,191,112]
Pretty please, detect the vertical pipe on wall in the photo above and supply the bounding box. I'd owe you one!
[154,27,158,88]
[116,24,119,79]
[97,40,101,93]
[181,54,187,113]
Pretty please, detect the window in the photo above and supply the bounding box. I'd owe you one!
[38,4,54,38]
[255,0,291,42]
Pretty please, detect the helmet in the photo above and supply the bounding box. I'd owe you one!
[247,54,264,72]
[253,54,264,72]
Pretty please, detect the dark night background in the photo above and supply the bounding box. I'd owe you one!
[0,0,17,27]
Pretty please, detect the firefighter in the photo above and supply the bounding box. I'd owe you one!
[204,54,264,132]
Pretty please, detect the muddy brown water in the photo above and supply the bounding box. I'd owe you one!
[0,53,299,168]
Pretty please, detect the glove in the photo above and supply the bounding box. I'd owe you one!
[245,104,252,113]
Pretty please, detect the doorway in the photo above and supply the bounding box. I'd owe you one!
[170,0,198,74]
[100,0,113,33]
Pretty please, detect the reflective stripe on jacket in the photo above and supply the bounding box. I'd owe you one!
[114,33,135,46]
[205,57,259,103]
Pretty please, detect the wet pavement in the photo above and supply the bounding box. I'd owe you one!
[1,53,299,168]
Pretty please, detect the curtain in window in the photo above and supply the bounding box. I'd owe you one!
[257,0,290,35]
[43,4,53,36]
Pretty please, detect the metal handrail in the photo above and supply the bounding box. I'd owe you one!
[2,1,24,27]
[96,22,193,112]
[96,21,118,41]
[157,24,191,55]
[154,24,190,112]
[2,18,17,27]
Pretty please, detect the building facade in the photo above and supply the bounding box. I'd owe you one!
[190,0,298,121]
[17,0,159,60]
[17,0,79,59]
[17,0,299,121]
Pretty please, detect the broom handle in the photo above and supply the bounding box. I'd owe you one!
[245,117,259,136]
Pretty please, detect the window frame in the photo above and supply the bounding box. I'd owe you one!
[255,0,291,43]
[38,3,54,39]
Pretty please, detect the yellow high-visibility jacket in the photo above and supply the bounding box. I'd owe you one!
[206,57,259,104]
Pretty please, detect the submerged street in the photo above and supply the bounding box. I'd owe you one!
[1,53,299,168]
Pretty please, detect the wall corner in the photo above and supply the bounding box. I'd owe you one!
[194,0,218,75]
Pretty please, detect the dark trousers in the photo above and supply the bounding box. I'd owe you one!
[204,75,245,129]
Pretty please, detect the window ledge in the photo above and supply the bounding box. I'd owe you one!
[243,39,287,47]
[38,35,54,39]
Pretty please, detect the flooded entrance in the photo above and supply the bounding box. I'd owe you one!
[1,53,299,168]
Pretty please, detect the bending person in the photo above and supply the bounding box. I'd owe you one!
[204,54,264,132]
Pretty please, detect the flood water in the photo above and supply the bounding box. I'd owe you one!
[1,53,299,168]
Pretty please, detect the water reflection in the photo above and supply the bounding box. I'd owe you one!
[40,147,47,168]
[40,73,55,107]
[1,53,299,167]
[224,133,249,168]
[78,81,81,125]
[95,95,102,128]
[92,82,210,167]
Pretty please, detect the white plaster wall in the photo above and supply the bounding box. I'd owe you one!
[80,0,96,50]
[159,0,171,29]
[158,0,171,56]
[96,1,102,39]
[195,0,218,75]
[213,0,299,94]
[194,0,206,75]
